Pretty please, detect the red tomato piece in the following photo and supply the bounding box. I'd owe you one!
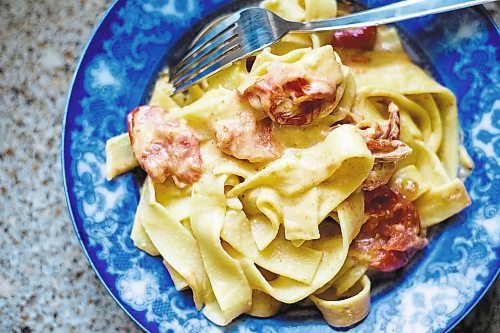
[240,75,336,126]
[127,105,202,187]
[331,26,377,51]
[351,186,427,272]
[213,111,282,162]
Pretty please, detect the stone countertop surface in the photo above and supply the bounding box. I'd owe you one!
[0,1,497,332]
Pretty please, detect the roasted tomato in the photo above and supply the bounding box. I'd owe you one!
[213,111,282,162]
[239,67,337,126]
[127,105,202,187]
[331,26,377,51]
[351,186,427,272]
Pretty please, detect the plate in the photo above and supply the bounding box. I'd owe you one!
[62,1,500,332]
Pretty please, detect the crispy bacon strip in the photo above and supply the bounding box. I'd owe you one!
[382,102,401,140]
[361,103,411,190]
[239,64,337,126]
[127,105,202,187]
[213,111,282,162]
[339,102,411,191]
[363,161,398,192]
[364,103,411,160]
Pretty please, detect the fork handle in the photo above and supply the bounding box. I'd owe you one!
[295,0,495,32]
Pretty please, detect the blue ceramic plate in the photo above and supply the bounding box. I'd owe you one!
[62,1,499,332]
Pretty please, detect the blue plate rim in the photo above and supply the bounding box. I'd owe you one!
[61,0,149,331]
[60,1,500,332]
[431,7,499,333]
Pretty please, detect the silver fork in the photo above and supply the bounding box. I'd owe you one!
[169,0,494,94]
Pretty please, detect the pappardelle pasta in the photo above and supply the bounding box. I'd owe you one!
[105,0,472,327]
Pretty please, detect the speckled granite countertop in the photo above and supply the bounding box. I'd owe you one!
[0,1,498,332]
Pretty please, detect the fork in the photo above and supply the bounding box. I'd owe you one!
[169,0,494,94]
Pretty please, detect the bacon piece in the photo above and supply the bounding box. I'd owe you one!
[363,103,411,160]
[367,139,412,162]
[382,102,401,140]
[213,111,282,162]
[363,161,397,192]
[351,186,427,272]
[239,64,337,126]
[127,105,202,187]
[360,103,411,190]
[331,26,377,51]
[335,103,411,190]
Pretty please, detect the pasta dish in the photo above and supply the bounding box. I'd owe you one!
[105,0,472,327]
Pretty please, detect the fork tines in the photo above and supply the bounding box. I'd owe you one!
[170,12,243,92]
